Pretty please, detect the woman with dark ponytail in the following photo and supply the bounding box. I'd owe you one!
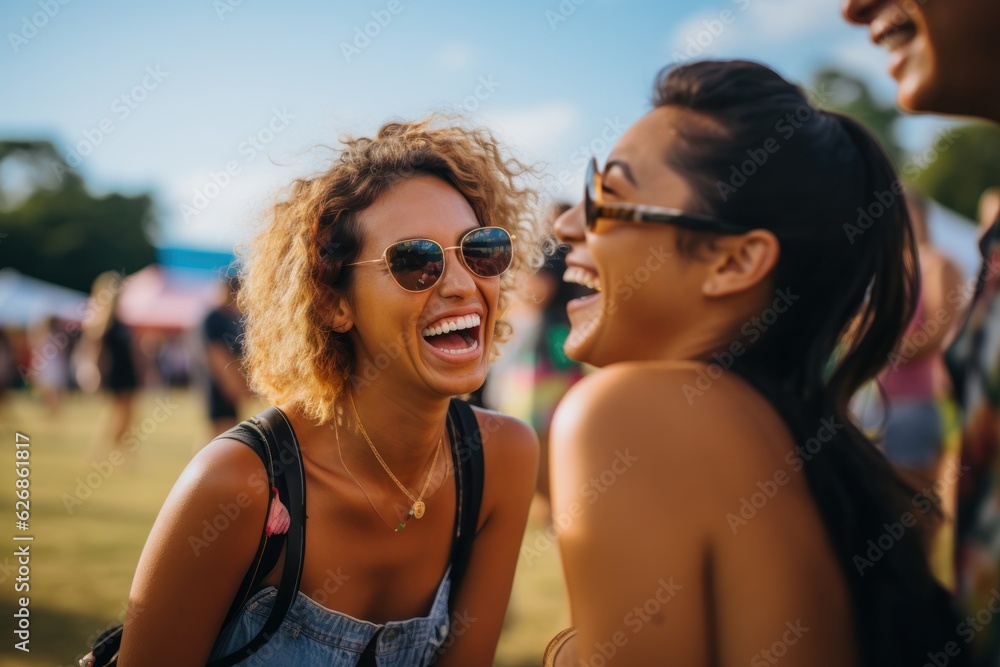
[546,60,965,666]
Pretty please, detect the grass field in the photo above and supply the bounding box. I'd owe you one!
[0,389,569,667]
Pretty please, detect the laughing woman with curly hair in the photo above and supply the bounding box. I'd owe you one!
[116,117,544,666]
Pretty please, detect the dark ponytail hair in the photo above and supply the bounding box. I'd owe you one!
[654,60,963,666]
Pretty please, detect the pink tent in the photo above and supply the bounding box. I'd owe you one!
[118,264,222,332]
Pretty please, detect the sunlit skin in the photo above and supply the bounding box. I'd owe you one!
[549,107,858,665]
[120,176,538,666]
[841,0,1000,121]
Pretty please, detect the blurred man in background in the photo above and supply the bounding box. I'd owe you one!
[202,273,251,436]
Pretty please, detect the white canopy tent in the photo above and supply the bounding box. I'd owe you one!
[0,268,89,327]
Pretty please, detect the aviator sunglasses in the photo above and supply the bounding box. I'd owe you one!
[345,226,514,292]
[585,157,747,234]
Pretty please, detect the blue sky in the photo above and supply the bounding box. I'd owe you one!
[0,0,957,251]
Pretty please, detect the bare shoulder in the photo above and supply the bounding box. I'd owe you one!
[469,404,539,461]
[469,405,539,523]
[178,437,272,506]
[548,363,768,663]
[141,436,272,566]
[120,438,274,663]
[548,361,790,530]
[552,361,756,461]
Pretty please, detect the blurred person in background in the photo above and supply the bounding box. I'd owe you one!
[28,315,70,416]
[0,328,15,415]
[75,270,139,456]
[483,202,586,521]
[202,272,252,436]
[546,60,963,666]
[869,188,965,582]
[979,187,1000,240]
[842,0,1000,662]
[119,117,543,666]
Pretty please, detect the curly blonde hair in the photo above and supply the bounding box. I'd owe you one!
[239,116,545,424]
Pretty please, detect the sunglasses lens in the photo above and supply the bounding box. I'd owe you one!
[585,159,598,230]
[385,240,444,291]
[462,227,513,278]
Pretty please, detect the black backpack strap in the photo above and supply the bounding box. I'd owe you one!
[208,407,307,667]
[213,422,284,629]
[446,398,485,614]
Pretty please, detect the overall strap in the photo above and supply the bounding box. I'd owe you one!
[208,407,307,667]
[213,422,283,625]
[446,398,485,613]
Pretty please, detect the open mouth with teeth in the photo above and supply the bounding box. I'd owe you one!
[564,266,603,301]
[421,313,482,355]
[874,19,917,50]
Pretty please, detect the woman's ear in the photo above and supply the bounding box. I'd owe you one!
[323,292,354,334]
[701,229,780,298]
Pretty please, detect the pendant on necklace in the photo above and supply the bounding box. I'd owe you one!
[396,506,416,533]
[412,501,426,519]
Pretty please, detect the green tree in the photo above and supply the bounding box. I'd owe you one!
[811,68,1000,221]
[811,68,906,167]
[912,123,1000,221]
[0,140,156,293]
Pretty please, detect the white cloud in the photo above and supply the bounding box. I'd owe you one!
[434,42,474,71]
[667,0,843,60]
[742,0,838,42]
[164,167,291,250]
[480,102,582,161]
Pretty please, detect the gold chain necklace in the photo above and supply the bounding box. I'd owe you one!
[335,412,403,532]
[348,391,443,527]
